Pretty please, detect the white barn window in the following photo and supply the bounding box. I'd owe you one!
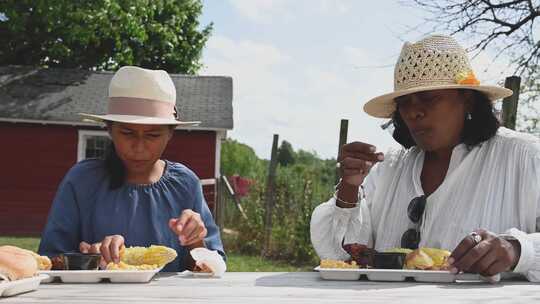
[77,130,111,162]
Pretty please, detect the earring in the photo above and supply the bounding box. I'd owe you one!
[466,113,472,120]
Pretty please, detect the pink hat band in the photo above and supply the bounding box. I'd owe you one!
[108,97,177,119]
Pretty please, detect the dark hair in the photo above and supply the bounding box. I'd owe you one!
[104,143,126,190]
[392,90,500,149]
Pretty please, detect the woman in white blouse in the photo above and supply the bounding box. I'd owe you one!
[310,35,540,281]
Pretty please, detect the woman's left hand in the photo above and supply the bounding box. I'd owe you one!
[448,229,521,277]
[168,209,207,247]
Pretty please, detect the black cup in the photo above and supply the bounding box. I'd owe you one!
[372,253,407,269]
[62,253,101,270]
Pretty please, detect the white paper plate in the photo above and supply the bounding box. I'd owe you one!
[315,266,481,283]
[0,274,49,297]
[39,267,162,283]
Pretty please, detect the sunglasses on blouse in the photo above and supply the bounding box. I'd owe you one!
[400,195,427,249]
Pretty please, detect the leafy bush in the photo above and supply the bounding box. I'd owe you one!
[221,139,336,266]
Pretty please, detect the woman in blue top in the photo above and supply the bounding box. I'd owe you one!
[38,66,224,272]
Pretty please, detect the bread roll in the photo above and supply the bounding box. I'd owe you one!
[0,247,38,281]
[0,246,52,271]
[405,248,434,270]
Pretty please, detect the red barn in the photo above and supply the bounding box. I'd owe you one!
[0,66,233,236]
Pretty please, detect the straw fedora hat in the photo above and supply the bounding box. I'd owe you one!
[363,35,513,118]
[80,66,200,125]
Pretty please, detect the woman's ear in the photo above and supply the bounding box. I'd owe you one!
[461,90,475,114]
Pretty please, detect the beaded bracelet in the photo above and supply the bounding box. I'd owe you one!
[333,191,359,207]
[334,178,366,199]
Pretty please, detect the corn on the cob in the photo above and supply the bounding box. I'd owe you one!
[121,245,177,266]
[107,245,177,271]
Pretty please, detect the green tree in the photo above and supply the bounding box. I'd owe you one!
[0,0,212,74]
[277,140,295,167]
[220,139,264,178]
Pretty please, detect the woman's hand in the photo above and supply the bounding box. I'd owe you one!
[336,142,384,207]
[79,234,125,267]
[338,142,384,187]
[169,209,207,248]
[449,229,521,277]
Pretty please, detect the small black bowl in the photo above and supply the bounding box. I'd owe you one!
[372,252,406,269]
[62,253,101,270]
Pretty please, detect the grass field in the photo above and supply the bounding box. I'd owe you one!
[0,236,312,272]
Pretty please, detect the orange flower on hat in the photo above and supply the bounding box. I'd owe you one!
[455,70,480,85]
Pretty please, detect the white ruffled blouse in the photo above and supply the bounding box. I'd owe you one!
[310,128,540,281]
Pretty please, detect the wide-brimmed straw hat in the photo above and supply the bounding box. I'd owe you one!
[363,35,513,118]
[80,66,200,125]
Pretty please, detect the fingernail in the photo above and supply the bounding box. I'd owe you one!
[447,257,454,265]
[366,161,373,166]
[377,154,384,161]
[369,146,376,152]
[450,267,458,274]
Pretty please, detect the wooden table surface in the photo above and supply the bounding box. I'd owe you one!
[4,272,539,304]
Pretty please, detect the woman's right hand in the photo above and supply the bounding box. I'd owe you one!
[336,142,384,207]
[79,235,125,267]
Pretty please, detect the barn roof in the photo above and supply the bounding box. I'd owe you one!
[0,66,233,130]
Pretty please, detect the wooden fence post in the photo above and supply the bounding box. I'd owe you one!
[501,76,521,130]
[336,119,349,184]
[262,134,279,257]
[214,177,224,232]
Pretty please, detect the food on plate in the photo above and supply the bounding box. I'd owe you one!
[405,248,434,270]
[193,262,213,273]
[342,243,376,267]
[51,256,65,270]
[27,250,52,271]
[385,248,413,255]
[106,261,157,270]
[0,246,38,281]
[62,253,101,270]
[404,248,451,270]
[120,245,177,266]
[320,259,359,269]
[189,248,227,277]
[0,246,51,271]
[106,245,177,270]
[372,252,407,269]
[320,245,452,271]
[420,248,451,270]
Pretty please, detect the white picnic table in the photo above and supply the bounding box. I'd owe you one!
[3,272,539,304]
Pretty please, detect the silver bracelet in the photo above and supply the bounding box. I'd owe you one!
[334,178,366,199]
[333,190,359,207]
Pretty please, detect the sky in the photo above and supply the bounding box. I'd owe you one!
[199,0,513,160]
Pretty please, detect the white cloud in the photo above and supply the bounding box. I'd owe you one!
[228,0,352,24]
[203,35,291,97]
[316,0,351,15]
[201,34,401,158]
[228,0,291,24]
[201,35,296,157]
[470,51,513,85]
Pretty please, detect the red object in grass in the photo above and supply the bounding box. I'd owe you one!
[229,175,253,198]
